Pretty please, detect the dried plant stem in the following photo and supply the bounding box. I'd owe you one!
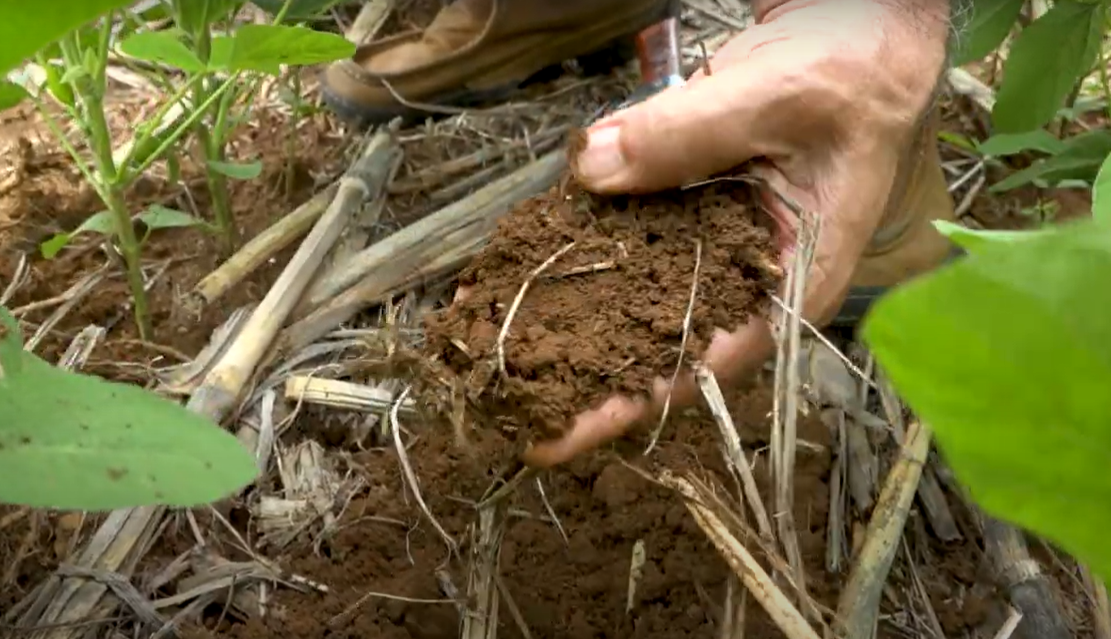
[463,504,507,639]
[835,421,931,639]
[496,242,576,376]
[694,365,773,541]
[188,129,398,422]
[391,386,457,557]
[193,185,337,304]
[646,239,703,454]
[771,204,819,614]
[663,473,821,639]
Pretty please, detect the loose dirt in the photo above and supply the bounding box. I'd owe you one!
[421,170,782,450]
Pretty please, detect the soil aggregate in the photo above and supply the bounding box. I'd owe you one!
[423,173,782,446]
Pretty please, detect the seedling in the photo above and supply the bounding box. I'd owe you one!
[3,0,354,339]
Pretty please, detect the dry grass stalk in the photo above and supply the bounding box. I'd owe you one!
[253,440,343,550]
[189,124,399,423]
[770,195,820,614]
[159,306,252,396]
[463,503,508,639]
[346,0,393,44]
[822,410,848,573]
[835,421,931,639]
[915,463,961,542]
[981,515,1071,639]
[694,364,773,540]
[391,386,457,557]
[496,241,576,376]
[283,375,416,414]
[994,606,1025,639]
[647,239,703,453]
[660,472,821,639]
[193,185,337,304]
[296,149,566,318]
[283,150,567,351]
[627,539,647,613]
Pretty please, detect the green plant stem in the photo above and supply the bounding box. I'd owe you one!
[59,31,151,339]
[190,25,236,249]
[1099,44,1111,125]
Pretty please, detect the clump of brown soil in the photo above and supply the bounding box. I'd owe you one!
[423,175,781,444]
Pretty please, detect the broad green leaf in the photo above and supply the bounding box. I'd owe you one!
[1092,153,1111,223]
[0,310,257,510]
[978,129,1066,157]
[137,205,203,230]
[40,233,72,259]
[0,81,28,111]
[0,0,137,76]
[250,0,346,21]
[118,30,205,72]
[862,219,1111,586]
[216,24,354,75]
[992,0,1105,134]
[932,220,1041,253]
[207,159,262,180]
[952,0,1025,65]
[991,129,1111,191]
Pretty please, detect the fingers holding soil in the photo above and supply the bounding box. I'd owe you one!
[419,171,783,466]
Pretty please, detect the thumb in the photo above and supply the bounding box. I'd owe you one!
[572,62,784,194]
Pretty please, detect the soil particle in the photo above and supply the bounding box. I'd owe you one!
[422,176,782,450]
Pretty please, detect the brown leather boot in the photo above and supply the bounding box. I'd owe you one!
[321,0,671,124]
[832,111,960,326]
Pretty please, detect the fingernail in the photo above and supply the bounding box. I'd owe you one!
[575,125,625,185]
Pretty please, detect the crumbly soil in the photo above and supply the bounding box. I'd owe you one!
[179,381,999,639]
[421,174,781,448]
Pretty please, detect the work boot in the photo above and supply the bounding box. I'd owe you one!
[833,110,960,326]
[320,0,672,124]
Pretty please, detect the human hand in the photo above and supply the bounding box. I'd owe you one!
[521,0,950,467]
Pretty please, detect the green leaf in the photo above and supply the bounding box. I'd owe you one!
[937,130,980,155]
[40,233,72,259]
[0,0,138,77]
[73,210,116,236]
[0,341,258,510]
[41,61,75,108]
[250,0,346,21]
[118,30,205,72]
[992,0,1105,134]
[207,159,262,180]
[932,220,1042,253]
[862,218,1111,586]
[0,308,25,376]
[977,129,1066,157]
[990,129,1111,191]
[137,205,203,230]
[1092,153,1111,223]
[0,80,28,111]
[952,0,1026,65]
[215,24,354,75]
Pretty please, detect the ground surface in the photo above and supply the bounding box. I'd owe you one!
[0,5,1101,639]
